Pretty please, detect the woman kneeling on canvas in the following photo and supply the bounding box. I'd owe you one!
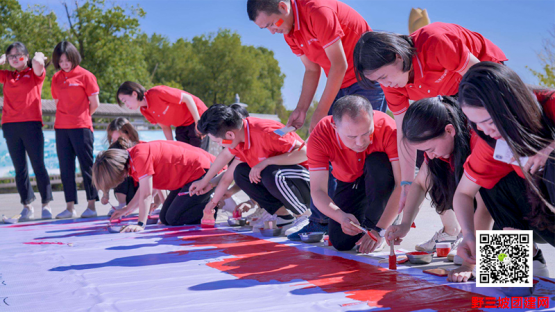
[92,138,218,232]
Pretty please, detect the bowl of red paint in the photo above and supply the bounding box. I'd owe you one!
[406,251,433,264]
[228,217,247,227]
[436,242,451,257]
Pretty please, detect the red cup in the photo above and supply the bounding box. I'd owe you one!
[436,242,451,257]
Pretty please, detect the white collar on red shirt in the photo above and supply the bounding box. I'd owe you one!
[240,118,252,150]
[410,54,425,85]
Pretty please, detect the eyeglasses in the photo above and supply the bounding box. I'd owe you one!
[7,54,25,61]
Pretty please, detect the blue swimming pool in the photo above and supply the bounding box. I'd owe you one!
[0,130,166,178]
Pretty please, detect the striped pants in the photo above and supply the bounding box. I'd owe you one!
[234,163,310,215]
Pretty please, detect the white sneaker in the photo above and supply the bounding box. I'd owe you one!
[415,228,459,252]
[41,206,53,219]
[81,208,97,218]
[277,215,297,234]
[284,214,310,236]
[18,207,34,222]
[533,249,550,277]
[447,233,464,261]
[56,209,77,219]
[246,207,271,226]
[249,210,275,230]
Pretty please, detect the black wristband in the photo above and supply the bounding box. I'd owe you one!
[137,221,145,227]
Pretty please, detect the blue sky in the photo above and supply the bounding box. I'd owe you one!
[20,0,555,110]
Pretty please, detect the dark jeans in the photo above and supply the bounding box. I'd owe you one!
[3,121,53,205]
[479,172,554,247]
[55,128,99,204]
[234,163,310,215]
[309,81,386,224]
[113,177,138,205]
[175,123,209,151]
[159,175,213,226]
[328,152,395,251]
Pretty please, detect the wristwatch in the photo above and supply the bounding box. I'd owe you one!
[372,226,386,238]
[137,221,145,228]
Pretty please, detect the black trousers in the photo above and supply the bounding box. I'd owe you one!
[55,128,98,203]
[234,163,310,215]
[159,176,214,226]
[175,123,209,151]
[3,121,53,205]
[328,152,395,251]
[479,172,554,247]
[113,177,138,205]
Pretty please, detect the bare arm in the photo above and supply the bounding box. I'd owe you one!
[375,161,402,230]
[88,94,100,116]
[31,52,46,77]
[160,124,174,141]
[286,56,321,129]
[181,93,201,135]
[308,39,348,132]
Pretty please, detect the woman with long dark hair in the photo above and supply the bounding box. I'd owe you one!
[0,42,53,221]
[353,22,507,252]
[387,94,552,281]
[454,62,555,276]
[51,41,100,219]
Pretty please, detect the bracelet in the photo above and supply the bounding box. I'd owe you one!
[400,181,413,187]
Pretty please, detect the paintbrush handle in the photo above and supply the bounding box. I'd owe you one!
[349,221,378,242]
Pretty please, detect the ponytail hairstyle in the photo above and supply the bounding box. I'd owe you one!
[116,81,146,106]
[109,137,136,150]
[197,104,243,138]
[459,61,555,231]
[402,96,471,214]
[92,145,131,193]
[354,31,416,89]
[107,117,140,145]
[229,103,249,118]
[6,42,51,69]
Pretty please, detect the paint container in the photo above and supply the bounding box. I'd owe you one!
[146,215,158,225]
[323,235,331,246]
[260,227,282,237]
[407,251,433,264]
[201,219,215,229]
[299,232,325,243]
[436,242,451,257]
[232,209,242,219]
[227,217,247,227]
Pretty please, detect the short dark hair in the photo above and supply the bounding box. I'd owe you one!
[52,41,81,71]
[354,31,415,89]
[332,95,374,124]
[247,0,288,21]
[6,41,51,69]
[116,81,146,106]
[197,104,243,138]
[230,103,249,118]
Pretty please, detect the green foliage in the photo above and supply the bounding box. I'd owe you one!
[529,27,555,89]
[0,0,287,114]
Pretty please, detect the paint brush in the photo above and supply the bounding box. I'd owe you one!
[178,191,189,196]
[349,221,378,242]
[273,126,296,137]
[389,240,397,270]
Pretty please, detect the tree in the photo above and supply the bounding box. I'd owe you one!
[62,0,150,103]
[529,27,555,89]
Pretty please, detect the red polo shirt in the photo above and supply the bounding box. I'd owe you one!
[51,66,99,131]
[383,22,507,115]
[228,117,308,168]
[0,67,45,124]
[307,112,398,183]
[140,85,208,128]
[464,90,555,188]
[127,140,216,191]
[284,0,371,89]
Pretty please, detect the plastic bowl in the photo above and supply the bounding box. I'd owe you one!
[299,232,325,243]
[260,228,282,237]
[227,217,247,227]
[406,251,433,264]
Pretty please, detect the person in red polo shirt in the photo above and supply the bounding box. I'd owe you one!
[353,22,507,251]
[51,41,100,219]
[190,104,310,231]
[0,42,53,221]
[308,95,401,253]
[93,138,217,231]
[247,0,386,239]
[385,95,551,281]
[453,62,555,274]
[116,81,208,149]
